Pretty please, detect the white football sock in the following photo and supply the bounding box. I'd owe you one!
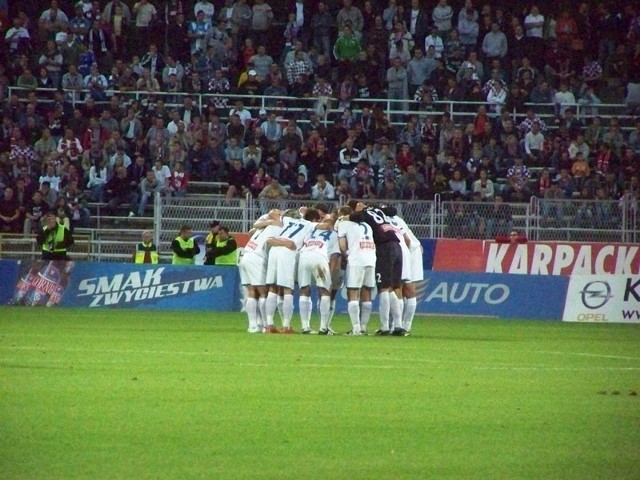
[360,301,372,331]
[276,295,284,322]
[347,301,361,333]
[379,291,390,331]
[246,297,258,330]
[403,297,417,332]
[299,295,312,330]
[319,296,331,330]
[265,292,277,326]
[257,297,266,327]
[328,298,336,324]
[282,294,294,328]
[390,292,403,330]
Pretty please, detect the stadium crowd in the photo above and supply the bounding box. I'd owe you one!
[0,0,639,236]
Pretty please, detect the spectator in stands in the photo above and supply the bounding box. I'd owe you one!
[377,177,402,200]
[23,190,49,236]
[165,160,187,197]
[105,164,138,217]
[224,136,242,166]
[188,10,211,55]
[87,157,108,202]
[37,181,57,208]
[5,17,31,57]
[62,178,90,228]
[150,158,171,192]
[128,153,148,187]
[33,127,57,161]
[38,40,64,89]
[184,138,208,180]
[258,176,287,204]
[503,157,531,202]
[482,22,508,66]
[603,123,625,157]
[230,0,252,44]
[15,67,38,91]
[120,108,143,145]
[225,158,250,200]
[249,165,271,197]
[289,172,311,201]
[311,173,335,201]
[250,0,272,49]
[337,0,364,34]
[136,170,160,216]
[286,50,313,86]
[39,1,69,41]
[39,163,62,192]
[242,142,262,171]
[333,25,361,77]
[524,122,544,164]
[554,82,576,117]
[486,82,507,116]
[472,169,495,201]
[311,2,333,58]
[458,8,479,53]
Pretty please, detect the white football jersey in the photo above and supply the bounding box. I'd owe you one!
[389,215,421,249]
[299,228,340,261]
[275,217,317,250]
[337,220,376,267]
[244,216,282,258]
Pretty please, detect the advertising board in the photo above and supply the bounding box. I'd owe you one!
[432,240,640,276]
[7,261,240,310]
[410,271,568,320]
[563,275,640,323]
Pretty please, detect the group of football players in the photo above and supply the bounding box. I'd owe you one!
[238,200,423,336]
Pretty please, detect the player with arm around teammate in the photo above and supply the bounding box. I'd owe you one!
[337,205,377,335]
[347,200,403,335]
[384,206,423,336]
[239,209,282,333]
[264,208,321,333]
[315,203,341,330]
[297,215,341,334]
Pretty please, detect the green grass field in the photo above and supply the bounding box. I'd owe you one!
[1,308,639,480]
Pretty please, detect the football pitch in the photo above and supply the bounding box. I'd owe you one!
[1,308,639,480]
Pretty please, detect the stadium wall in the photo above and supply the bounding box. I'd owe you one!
[2,253,637,323]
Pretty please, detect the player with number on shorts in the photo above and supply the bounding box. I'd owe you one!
[297,216,341,334]
[384,206,423,336]
[337,205,377,335]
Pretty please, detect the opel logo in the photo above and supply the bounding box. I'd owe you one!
[580,281,613,309]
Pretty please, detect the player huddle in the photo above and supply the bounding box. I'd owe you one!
[238,200,423,336]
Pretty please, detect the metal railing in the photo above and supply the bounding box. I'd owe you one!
[0,233,92,262]
[1,194,636,262]
[6,86,637,133]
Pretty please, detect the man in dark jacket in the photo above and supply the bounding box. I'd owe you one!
[104,165,139,217]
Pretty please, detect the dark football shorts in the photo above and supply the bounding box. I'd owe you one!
[375,241,403,289]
